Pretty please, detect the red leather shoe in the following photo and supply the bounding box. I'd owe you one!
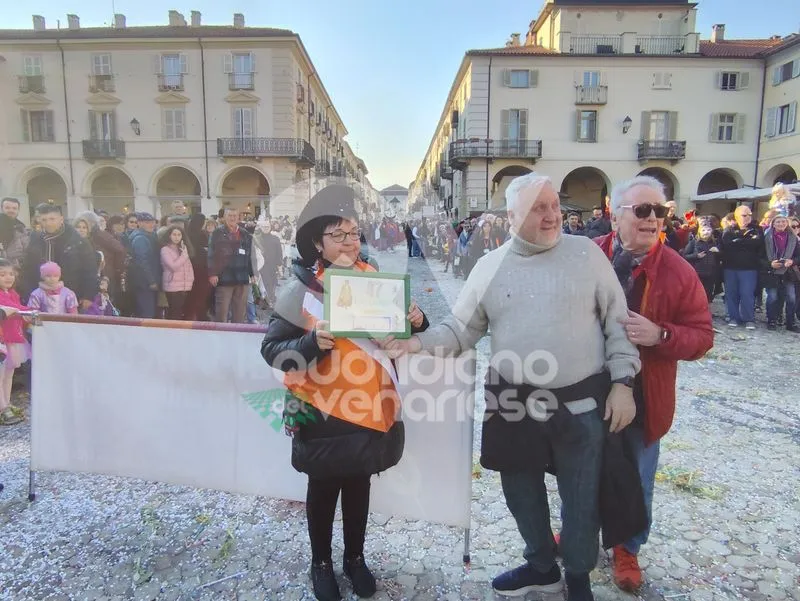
[612,545,643,592]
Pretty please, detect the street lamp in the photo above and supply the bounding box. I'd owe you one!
[622,116,632,134]
[130,118,141,136]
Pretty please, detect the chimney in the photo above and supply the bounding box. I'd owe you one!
[711,23,725,43]
[114,14,126,29]
[33,15,46,31]
[168,10,187,26]
[67,14,80,30]
[233,13,245,28]
[510,33,521,47]
[191,11,201,27]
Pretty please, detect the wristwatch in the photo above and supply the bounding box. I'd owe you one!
[659,327,671,344]
[612,376,635,388]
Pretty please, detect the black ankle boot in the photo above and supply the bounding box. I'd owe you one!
[343,555,377,598]
[311,560,341,601]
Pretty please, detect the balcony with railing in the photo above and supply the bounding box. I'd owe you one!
[315,160,331,177]
[83,139,126,162]
[158,74,184,91]
[440,162,453,180]
[637,140,686,162]
[228,72,255,91]
[18,75,45,94]
[570,35,621,55]
[449,139,543,168]
[216,138,315,167]
[330,161,347,177]
[89,74,116,93]
[575,85,608,105]
[635,36,686,55]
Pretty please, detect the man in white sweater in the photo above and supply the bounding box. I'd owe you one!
[381,173,640,601]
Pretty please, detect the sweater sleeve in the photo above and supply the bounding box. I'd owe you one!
[26,289,42,311]
[589,245,641,380]
[415,257,490,356]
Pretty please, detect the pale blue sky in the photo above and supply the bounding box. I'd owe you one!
[4,1,799,189]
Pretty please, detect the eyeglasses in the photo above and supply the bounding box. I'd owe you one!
[620,203,669,219]
[323,229,361,243]
[791,224,800,229]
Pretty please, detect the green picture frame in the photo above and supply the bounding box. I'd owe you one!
[323,269,411,339]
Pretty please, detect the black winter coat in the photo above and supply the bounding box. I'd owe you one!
[585,217,612,239]
[22,225,98,302]
[208,225,253,286]
[260,262,429,479]
[720,224,764,271]
[682,237,721,278]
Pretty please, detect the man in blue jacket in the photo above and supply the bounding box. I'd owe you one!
[127,213,161,318]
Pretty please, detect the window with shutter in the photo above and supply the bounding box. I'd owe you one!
[709,113,720,142]
[509,70,530,88]
[223,53,233,74]
[180,54,188,74]
[739,72,750,89]
[735,114,746,143]
[772,66,782,86]
[793,59,800,79]
[502,70,511,87]
[92,54,112,75]
[23,55,43,76]
[164,108,186,140]
[720,72,738,91]
[583,71,600,87]
[715,113,736,142]
[577,110,597,142]
[777,103,796,135]
[652,72,671,89]
[20,109,30,142]
[765,107,778,137]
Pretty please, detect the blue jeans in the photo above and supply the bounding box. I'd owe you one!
[500,411,604,575]
[723,269,757,323]
[623,427,660,555]
[766,280,796,327]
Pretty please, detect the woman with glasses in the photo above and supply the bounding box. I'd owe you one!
[761,214,800,332]
[260,185,429,601]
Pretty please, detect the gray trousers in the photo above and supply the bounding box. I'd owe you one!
[500,410,604,575]
[214,284,248,324]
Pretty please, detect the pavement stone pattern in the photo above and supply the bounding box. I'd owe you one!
[1,246,799,601]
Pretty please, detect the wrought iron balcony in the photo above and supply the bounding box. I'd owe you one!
[449,139,543,168]
[228,73,254,91]
[216,138,315,167]
[83,139,125,162]
[570,35,621,55]
[635,36,686,55]
[575,85,608,105]
[440,163,453,180]
[637,140,686,162]
[330,162,347,177]
[158,74,184,91]
[315,160,331,176]
[89,74,116,93]
[19,75,45,94]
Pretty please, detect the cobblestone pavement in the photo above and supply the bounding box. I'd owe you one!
[1,246,799,601]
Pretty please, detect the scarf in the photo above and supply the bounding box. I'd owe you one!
[610,235,648,295]
[39,281,65,296]
[773,230,789,258]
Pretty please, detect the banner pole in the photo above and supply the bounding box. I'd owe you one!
[26,311,40,502]
[463,527,471,564]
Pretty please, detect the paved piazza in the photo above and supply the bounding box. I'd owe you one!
[1,248,798,601]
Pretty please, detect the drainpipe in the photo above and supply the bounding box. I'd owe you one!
[485,57,492,210]
[752,59,768,188]
[199,37,211,201]
[57,39,76,198]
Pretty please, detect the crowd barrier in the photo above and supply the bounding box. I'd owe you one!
[23,313,477,560]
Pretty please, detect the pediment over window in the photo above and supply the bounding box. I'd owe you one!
[224,90,260,104]
[86,91,122,107]
[155,91,190,105]
[15,92,51,108]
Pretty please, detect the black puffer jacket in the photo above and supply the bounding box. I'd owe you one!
[260,261,428,479]
[22,225,98,302]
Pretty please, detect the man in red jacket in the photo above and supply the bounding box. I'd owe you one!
[595,176,713,592]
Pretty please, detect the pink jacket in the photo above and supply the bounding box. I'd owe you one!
[0,288,27,343]
[160,245,195,292]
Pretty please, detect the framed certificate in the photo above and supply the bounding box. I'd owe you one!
[323,269,411,339]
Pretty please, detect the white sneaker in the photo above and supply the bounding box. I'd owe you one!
[728,322,738,327]
[745,322,756,330]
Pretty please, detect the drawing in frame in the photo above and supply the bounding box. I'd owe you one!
[323,269,411,339]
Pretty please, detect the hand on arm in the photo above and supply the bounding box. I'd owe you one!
[619,310,663,347]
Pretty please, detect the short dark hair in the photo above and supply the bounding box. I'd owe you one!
[35,203,62,216]
[298,212,359,267]
[107,215,125,230]
[1,197,20,208]
[0,258,13,270]
[592,206,602,211]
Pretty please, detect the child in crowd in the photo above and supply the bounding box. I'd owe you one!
[86,276,119,317]
[0,258,30,425]
[26,262,79,315]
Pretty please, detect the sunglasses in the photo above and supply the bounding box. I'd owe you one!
[620,203,669,219]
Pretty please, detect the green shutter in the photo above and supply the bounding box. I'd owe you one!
[640,111,651,139]
[668,112,678,140]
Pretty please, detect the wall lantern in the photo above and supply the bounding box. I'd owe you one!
[622,116,632,134]
[130,118,141,136]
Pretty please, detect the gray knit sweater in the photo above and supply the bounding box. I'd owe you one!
[415,232,640,388]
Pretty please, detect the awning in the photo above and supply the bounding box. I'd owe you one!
[692,183,800,203]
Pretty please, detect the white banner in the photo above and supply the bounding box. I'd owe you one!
[31,321,475,528]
